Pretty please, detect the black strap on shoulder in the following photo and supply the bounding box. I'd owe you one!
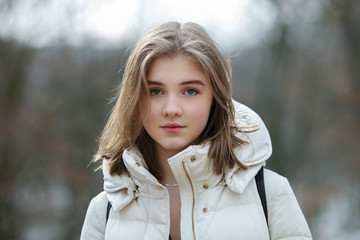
[106,201,112,224]
[255,166,268,225]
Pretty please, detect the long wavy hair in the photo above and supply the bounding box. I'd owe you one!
[94,22,249,176]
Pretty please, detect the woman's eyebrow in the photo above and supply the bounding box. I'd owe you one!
[147,80,205,86]
[180,80,205,86]
[147,80,163,85]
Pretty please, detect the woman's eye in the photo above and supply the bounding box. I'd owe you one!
[184,89,198,95]
[150,89,162,95]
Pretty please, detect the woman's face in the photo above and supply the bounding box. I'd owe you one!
[141,54,213,157]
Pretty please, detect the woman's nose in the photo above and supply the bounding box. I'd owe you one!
[162,96,182,118]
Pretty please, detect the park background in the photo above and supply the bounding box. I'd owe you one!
[1,0,359,239]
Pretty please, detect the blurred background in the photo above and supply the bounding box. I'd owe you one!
[0,0,359,239]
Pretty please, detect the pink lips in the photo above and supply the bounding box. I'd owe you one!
[161,123,185,133]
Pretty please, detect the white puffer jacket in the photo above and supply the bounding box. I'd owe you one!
[81,101,312,240]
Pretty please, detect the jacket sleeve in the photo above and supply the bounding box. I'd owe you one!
[265,170,312,240]
[80,192,107,240]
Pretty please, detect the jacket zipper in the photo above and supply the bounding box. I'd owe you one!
[182,160,197,240]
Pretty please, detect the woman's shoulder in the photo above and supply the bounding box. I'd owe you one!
[263,169,312,239]
[86,191,109,223]
[263,169,297,202]
[90,191,108,207]
[80,191,109,240]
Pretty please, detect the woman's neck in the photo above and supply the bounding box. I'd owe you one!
[155,145,181,184]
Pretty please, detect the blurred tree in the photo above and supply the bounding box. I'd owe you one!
[250,0,322,176]
[0,38,34,240]
[331,0,360,91]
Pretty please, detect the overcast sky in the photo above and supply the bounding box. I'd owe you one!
[0,0,280,49]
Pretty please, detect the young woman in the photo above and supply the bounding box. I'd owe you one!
[81,22,312,239]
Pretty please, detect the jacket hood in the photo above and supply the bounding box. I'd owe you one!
[224,100,272,193]
[102,162,138,211]
[103,100,272,210]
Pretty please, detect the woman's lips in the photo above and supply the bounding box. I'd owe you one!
[161,123,185,133]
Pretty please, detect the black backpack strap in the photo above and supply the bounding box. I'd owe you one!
[106,201,112,224]
[255,166,268,225]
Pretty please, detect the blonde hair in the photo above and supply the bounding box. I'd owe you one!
[95,22,248,176]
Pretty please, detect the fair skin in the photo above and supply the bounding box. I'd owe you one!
[141,54,213,240]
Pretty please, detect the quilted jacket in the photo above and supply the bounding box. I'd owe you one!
[81,101,312,240]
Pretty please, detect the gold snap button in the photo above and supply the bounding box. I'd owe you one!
[135,162,140,167]
[157,185,163,190]
[203,183,209,190]
[190,156,196,162]
[203,207,208,213]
